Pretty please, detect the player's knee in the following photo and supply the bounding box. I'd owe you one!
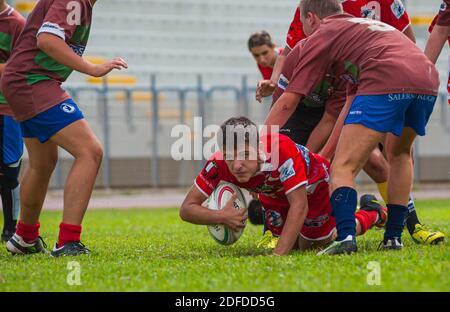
[388,152,412,165]
[83,141,103,165]
[331,159,358,178]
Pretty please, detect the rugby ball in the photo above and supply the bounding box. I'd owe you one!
[207,182,247,245]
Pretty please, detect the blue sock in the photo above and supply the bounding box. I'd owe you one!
[384,204,408,240]
[331,187,357,241]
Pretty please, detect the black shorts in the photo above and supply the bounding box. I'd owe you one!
[279,104,325,145]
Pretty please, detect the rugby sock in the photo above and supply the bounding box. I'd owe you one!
[355,209,378,235]
[16,220,40,243]
[58,223,82,247]
[0,178,20,232]
[406,196,420,235]
[376,182,388,204]
[384,204,408,240]
[331,187,357,241]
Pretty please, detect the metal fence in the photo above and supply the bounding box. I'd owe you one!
[42,74,450,189]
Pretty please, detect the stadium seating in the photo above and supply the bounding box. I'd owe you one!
[9,0,450,187]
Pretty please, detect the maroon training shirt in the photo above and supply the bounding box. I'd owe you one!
[1,0,92,122]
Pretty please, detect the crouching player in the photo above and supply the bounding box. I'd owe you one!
[1,0,127,256]
[180,117,386,255]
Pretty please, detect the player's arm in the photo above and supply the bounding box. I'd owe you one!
[403,25,416,43]
[319,95,354,161]
[256,47,292,102]
[179,185,246,232]
[264,92,302,127]
[36,33,127,77]
[270,46,290,85]
[273,186,308,256]
[305,111,338,153]
[0,64,5,75]
[425,24,450,64]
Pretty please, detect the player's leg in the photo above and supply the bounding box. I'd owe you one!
[380,128,416,249]
[0,115,23,242]
[6,138,57,255]
[305,110,337,153]
[49,118,103,256]
[363,147,445,245]
[363,147,389,191]
[319,124,384,255]
[381,94,437,249]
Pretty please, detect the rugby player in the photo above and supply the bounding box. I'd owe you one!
[264,0,439,254]
[248,31,284,81]
[180,117,387,256]
[1,0,127,256]
[257,0,444,246]
[0,1,25,242]
[247,31,284,226]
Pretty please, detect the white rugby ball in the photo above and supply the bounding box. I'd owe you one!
[207,182,247,245]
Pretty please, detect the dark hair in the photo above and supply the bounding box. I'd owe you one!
[248,31,274,51]
[300,0,342,19]
[218,117,259,152]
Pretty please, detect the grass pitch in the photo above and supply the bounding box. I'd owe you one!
[0,199,449,292]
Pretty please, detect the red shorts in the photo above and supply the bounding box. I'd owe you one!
[260,180,336,241]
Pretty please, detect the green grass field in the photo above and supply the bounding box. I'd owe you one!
[0,199,449,292]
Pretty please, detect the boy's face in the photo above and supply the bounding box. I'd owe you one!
[250,44,276,68]
[223,144,259,183]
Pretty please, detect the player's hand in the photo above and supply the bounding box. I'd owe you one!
[256,80,276,103]
[249,191,258,200]
[88,57,128,77]
[220,193,248,232]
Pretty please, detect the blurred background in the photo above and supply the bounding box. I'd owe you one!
[5,0,450,189]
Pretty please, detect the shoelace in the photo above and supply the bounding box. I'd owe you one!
[377,240,385,251]
[73,241,90,252]
[415,224,435,233]
[37,236,47,249]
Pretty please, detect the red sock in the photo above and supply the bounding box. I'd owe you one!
[355,210,378,235]
[16,221,40,243]
[58,223,82,247]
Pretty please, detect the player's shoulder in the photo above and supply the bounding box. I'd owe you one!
[261,133,299,158]
[10,8,26,26]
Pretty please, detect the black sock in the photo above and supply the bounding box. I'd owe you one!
[1,179,19,233]
[406,197,420,235]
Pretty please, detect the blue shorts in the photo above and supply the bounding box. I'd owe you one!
[345,94,437,136]
[0,115,23,167]
[21,99,84,143]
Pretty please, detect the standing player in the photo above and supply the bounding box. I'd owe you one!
[0,1,25,242]
[264,0,439,254]
[1,0,127,256]
[258,0,444,245]
[264,0,415,97]
[180,117,386,255]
